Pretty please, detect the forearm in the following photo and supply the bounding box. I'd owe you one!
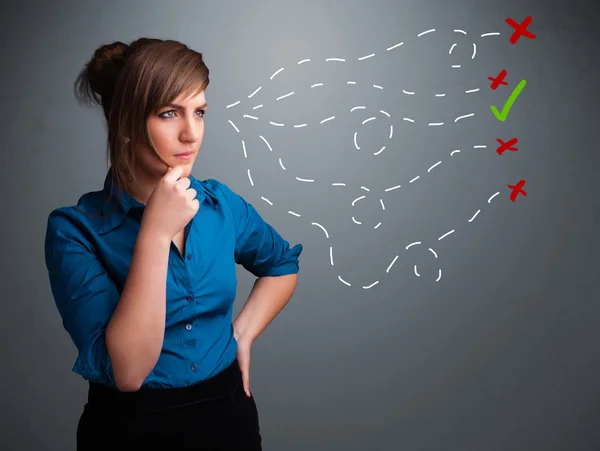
[233,274,298,344]
[106,225,171,391]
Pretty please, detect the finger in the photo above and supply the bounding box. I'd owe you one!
[242,368,251,397]
[240,355,251,397]
[176,176,191,190]
[164,165,184,181]
[185,188,197,200]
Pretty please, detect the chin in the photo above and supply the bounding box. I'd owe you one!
[177,163,195,174]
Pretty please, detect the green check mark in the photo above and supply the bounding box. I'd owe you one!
[490,79,527,122]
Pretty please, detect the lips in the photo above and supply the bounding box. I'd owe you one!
[174,151,194,160]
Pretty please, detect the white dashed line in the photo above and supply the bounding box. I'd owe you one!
[487,192,499,203]
[259,135,273,151]
[226,25,504,289]
[386,256,399,273]
[417,28,436,37]
[438,229,455,240]
[228,120,240,133]
[468,210,481,222]
[386,42,404,51]
[428,161,442,172]
[352,195,366,206]
[385,184,401,192]
[455,113,474,122]
[358,53,375,60]
[311,222,330,238]
[248,87,262,98]
[363,281,379,289]
[276,92,294,101]
[270,68,284,80]
[338,275,351,286]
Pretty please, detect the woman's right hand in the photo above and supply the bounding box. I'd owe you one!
[141,165,199,241]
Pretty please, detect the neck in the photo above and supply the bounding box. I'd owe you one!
[126,171,160,205]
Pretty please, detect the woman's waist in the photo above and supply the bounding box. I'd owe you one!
[87,356,241,415]
[146,336,237,386]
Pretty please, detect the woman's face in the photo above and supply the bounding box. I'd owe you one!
[135,89,207,181]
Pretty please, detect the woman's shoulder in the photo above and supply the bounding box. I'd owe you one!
[196,177,227,192]
[46,188,111,240]
[196,177,247,202]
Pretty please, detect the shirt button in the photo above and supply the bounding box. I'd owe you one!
[191,364,196,371]
[185,324,192,331]
[187,295,193,302]
[187,254,192,260]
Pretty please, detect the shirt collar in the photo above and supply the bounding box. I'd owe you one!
[94,167,218,235]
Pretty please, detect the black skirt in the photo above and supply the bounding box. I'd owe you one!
[76,358,262,450]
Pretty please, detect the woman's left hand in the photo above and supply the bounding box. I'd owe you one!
[235,334,253,397]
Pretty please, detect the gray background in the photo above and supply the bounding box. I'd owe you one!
[1,0,599,450]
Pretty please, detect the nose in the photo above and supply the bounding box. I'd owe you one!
[180,115,203,143]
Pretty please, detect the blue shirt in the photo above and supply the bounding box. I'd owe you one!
[44,169,302,389]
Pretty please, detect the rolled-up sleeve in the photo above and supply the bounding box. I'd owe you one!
[44,209,119,386]
[218,182,303,277]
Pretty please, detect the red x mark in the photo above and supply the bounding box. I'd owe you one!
[506,16,536,44]
[507,180,527,202]
[496,137,519,155]
[488,69,508,90]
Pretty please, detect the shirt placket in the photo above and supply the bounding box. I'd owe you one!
[180,219,198,373]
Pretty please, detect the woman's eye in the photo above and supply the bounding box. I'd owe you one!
[159,109,205,119]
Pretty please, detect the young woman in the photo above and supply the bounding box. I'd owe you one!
[44,38,302,450]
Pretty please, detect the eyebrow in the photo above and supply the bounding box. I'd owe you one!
[164,102,208,110]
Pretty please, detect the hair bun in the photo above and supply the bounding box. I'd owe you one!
[97,41,128,64]
[87,41,128,98]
